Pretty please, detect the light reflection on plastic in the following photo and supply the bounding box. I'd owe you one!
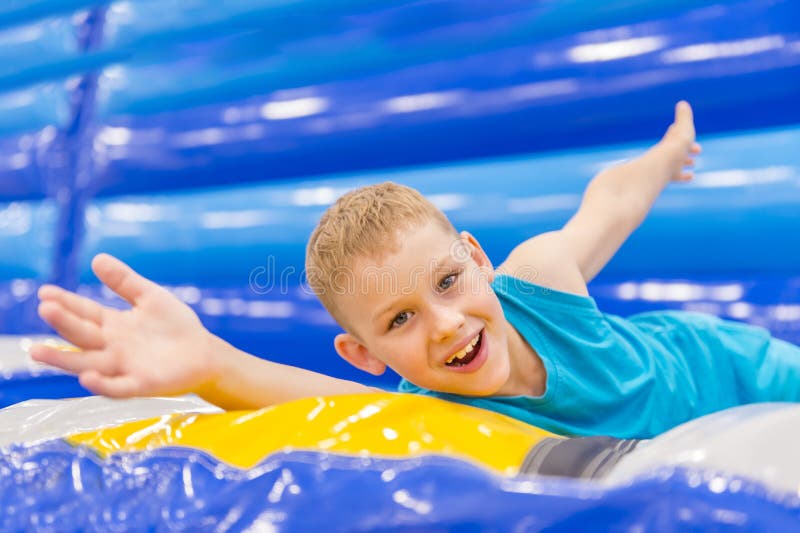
[172,286,201,305]
[39,125,57,144]
[197,297,295,319]
[771,305,800,322]
[506,79,579,101]
[171,127,225,148]
[249,513,281,533]
[17,134,33,151]
[662,35,785,63]
[712,509,747,526]
[228,298,247,316]
[709,285,745,301]
[267,469,295,503]
[305,398,326,422]
[0,88,37,110]
[726,302,753,319]
[291,186,349,207]
[126,415,173,445]
[0,202,32,236]
[99,66,128,90]
[614,281,744,302]
[97,126,133,146]
[238,124,266,140]
[221,107,243,124]
[0,153,30,171]
[182,463,194,499]
[392,489,432,515]
[708,476,728,494]
[383,91,464,114]
[507,194,581,214]
[200,298,225,316]
[200,210,275,229]
[260,97,329,120]
[0,22,46,45]
[691,167,795,188]
[245,301,294,319]
[108,1,134,20]
[640,282,703,302]
[568,36,666,63]
[10,279,34,300]
[70,460,84,493]
[105,203,166,222]
[428,193,467,211]
[682,302,722,315]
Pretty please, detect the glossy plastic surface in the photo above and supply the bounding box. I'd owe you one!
[1,394,800,531]
[90,0,800,194]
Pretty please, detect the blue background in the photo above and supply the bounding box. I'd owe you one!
[0,0,798,395]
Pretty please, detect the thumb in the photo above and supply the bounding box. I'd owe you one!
[675,100,692,121]
[674,101,695,133]
[91,253,159,306]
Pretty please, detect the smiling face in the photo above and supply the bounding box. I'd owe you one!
[333,221,513,396]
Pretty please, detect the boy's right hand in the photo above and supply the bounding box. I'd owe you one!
[32,253,220,398]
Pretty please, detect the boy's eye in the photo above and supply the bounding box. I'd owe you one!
[438,272,458,291]
[390,311,412,330]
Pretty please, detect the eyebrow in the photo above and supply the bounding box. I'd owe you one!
[369,254,457,325]
[373,299,403,326]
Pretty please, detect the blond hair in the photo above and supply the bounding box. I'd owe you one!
[305,182,456,329]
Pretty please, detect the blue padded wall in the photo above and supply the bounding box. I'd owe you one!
[87,0,800,195]
[0,0,798,389]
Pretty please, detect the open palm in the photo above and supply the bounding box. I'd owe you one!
[32,254,217,398]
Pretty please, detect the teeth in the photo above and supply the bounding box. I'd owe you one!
[446,333,480,364]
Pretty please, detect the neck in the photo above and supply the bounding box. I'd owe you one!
[497,320,547,397]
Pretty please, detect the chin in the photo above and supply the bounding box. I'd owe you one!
[479,365,512,396]
[459,373,510,397]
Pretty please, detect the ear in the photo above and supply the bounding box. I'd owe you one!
[334,333,387,376]
[459,231,496,281]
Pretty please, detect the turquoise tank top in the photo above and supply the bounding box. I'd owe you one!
[399,274,800,438]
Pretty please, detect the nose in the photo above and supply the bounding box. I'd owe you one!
[429,302,465,342]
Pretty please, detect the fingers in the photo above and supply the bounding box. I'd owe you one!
[38,284,104,325]
[29,344,114,375]
[682,141,702,175]
[31,346,141,398]
[38,300,105,350]
[79,371,140,398]
[92,253,159,306]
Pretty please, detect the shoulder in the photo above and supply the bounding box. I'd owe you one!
[497,231,589,297]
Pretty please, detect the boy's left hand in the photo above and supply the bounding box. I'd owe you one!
[660,100,702,182]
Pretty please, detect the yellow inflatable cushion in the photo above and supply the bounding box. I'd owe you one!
[67,393,559,475]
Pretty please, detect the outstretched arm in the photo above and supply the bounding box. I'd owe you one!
[499,101,700,292]
[561,101,700,282]
[32,254,376,410]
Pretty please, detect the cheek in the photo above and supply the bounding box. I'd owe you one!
[378,330,427,365]
[478,287,504,317]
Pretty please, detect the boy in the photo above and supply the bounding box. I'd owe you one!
[32,102,800,439]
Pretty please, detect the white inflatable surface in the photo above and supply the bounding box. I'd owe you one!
[606,402,800,495]
[0,335,67,376]
[0,395,221,447]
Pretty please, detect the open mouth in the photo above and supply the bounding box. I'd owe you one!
[445,330,483,368]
